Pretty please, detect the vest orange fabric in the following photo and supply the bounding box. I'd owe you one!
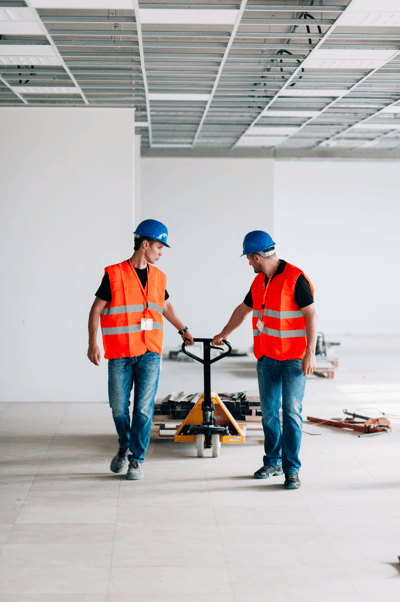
[100,261,166,360]
[251,262,314,361]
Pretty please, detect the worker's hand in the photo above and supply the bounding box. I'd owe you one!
[87,344,101,366]
[212,333,226,347]
[302,349,316,376]
[181,331,194,346]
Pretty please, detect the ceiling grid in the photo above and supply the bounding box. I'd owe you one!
[0,1,399,157]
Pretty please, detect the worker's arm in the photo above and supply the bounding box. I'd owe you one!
[212,303,252,346]
[163,299,194,346]
[300,302,318,376]
[87,297,107,365]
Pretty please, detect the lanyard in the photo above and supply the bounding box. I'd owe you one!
[261,262,281,312]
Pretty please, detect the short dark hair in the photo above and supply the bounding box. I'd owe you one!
[134,236,156,251]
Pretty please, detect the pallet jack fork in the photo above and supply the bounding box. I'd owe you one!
[174,338,245,457]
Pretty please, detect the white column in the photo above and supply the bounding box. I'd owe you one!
[0,108,136,401]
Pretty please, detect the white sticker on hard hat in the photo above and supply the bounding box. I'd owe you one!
[141,319,153,331]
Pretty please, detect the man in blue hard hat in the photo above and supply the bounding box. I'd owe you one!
[213,231,317,489]
[87,219,194,480]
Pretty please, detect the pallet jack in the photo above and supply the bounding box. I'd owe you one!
[174,338,245,457]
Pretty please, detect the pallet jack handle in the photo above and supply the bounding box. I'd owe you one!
[181,338,232,364]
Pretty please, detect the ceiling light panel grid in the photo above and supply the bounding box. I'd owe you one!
[36,7,148,135]
[195,1,351,148]
[308,55,400,148]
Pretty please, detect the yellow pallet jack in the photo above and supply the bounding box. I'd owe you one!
[175,338,245,457]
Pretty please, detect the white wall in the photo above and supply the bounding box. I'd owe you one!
[0,108,135,401]
[141,158,274,351]
[274,160,400,335]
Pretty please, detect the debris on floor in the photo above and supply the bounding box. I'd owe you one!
[306,409,392,437]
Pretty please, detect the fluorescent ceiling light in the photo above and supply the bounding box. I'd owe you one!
[0,8,43,35]
[11,86,80,94]
[0,45,61,66]
[135,122,149,127]
[249,126,300,136]
[339,0,400,27]
[261,110,321,117]
[139,9,238,25]
[152,144,192,148]
[0,7,33,20]
[280,89,347,97]
[30,1,134,8]
[149,93,210,101]
[0,55,61,66]
[237,136,288,147]
[303,49,397,70]
[0,45,56,57]
[322,139,366,148]
[352,122,400,130]
[381,105,400,113]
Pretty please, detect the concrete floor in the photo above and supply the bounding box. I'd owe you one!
[0,336,399,601]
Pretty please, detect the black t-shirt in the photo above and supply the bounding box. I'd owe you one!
[243,260,313,309]
[95,261,169,303]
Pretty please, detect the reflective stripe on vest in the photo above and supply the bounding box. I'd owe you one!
[252,309,303,320]
[101,302,164,316]
[102,322,163,336]
[260,326,306,338]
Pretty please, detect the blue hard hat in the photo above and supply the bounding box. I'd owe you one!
[241,230,275,256]
[134,219,170,248]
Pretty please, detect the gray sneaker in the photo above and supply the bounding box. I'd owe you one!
[254,464,283,479]
[110,447,129,474]
[126,460,144,480]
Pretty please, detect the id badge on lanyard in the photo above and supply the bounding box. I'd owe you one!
[141,318,153,331]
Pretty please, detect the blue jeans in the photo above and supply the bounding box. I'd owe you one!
[257,355,306,474]
[108,351,161,463]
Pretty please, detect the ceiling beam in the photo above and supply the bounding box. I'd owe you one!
[133,0,153,147]
[192,0,248,148]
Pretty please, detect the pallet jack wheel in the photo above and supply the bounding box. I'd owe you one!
[197,434,205,458]
[212,434,221,458]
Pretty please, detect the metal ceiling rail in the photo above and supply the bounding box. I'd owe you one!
[245,3,345,10]
[133,0,152,147]
[232,2,352,149]
[192,0,248,148]
[24,0,89,106]
[40,16,136,23]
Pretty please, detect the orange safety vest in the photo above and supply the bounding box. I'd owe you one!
[100,261,166,360]
[251,262,314,361]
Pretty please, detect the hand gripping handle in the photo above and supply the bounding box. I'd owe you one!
[181,338,232,365]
